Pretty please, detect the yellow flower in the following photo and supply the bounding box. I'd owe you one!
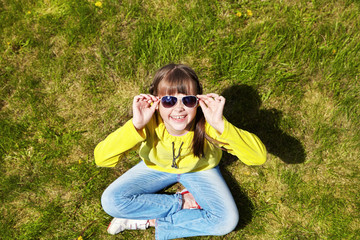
[78,159,83,164]
[244,171,251,176]
[77,236,83,240]
[236,11,242,17]
[332,49,336,54]
[95,1,102,7]
[246,10,253,17]
[26,11,31,15]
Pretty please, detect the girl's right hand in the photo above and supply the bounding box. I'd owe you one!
[132,94,160,130]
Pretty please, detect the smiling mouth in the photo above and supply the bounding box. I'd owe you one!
[171,115,186,120]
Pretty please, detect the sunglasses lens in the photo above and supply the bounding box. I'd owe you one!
[182,96,198,108]
[161,96,177,108]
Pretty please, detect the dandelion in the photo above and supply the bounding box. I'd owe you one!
[236,11,242,17]
[246,10,253,17]
[79,159,83,164]
[95,1,102,7]
[77,236,83,240]
[26,11,31,15]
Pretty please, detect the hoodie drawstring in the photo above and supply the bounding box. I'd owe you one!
[172,142,184,168]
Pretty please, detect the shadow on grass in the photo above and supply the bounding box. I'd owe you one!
[221,162,255,230]
[219,84,306,230]
[221,84,306,164]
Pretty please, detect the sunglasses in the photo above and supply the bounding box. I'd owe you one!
[160,95,198,108]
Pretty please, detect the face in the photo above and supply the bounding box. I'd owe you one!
[158,93,198,136]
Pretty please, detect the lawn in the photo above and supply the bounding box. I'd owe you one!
[1,0,359,239]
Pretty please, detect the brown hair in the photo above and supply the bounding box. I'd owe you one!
[149,64,207,158]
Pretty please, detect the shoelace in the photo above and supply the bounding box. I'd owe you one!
[172,142,184,168]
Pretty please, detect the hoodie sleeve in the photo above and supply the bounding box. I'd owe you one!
[94,119,146,167]
[207,118,267,165]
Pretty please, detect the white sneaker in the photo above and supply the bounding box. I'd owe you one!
[107,218,149,235]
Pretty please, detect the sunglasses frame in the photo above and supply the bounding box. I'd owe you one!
[160,95,198,108]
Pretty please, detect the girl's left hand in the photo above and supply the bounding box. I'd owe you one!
[197,93,225,134]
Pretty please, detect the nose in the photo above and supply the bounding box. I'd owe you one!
[174,98,185,109]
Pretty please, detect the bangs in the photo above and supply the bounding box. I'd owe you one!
[158,68,198,96]
[158,78,197,96]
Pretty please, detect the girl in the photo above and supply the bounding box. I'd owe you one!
[94,64,266,239]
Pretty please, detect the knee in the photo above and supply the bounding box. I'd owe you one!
[100,188,115,216]
[222,210,239,235]
[101,188,128,217]
[210,208,239,236]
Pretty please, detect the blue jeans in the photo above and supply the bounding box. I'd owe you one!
[101,161,239,240]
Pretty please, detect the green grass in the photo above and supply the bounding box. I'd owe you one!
[1,0,359,239]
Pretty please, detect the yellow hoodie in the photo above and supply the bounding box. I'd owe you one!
[94,113,266,174]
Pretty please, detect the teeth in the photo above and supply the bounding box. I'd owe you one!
[172,116,185,119]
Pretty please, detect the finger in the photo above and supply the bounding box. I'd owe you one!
[200,94,219,102]
[206,93,220,99]
[139,94,153,101]
[151,95,160,104]
[136,94,158,105]
[146,95,159,104]
[150,99,160,111]
[133,95,145,103]
[197,94,213,101]
[207,94,225,104]
[150,95,159,101]
[147,94,159,102]
[218,96,226,103]
[198,99,208,109]
[197,95,212,103]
